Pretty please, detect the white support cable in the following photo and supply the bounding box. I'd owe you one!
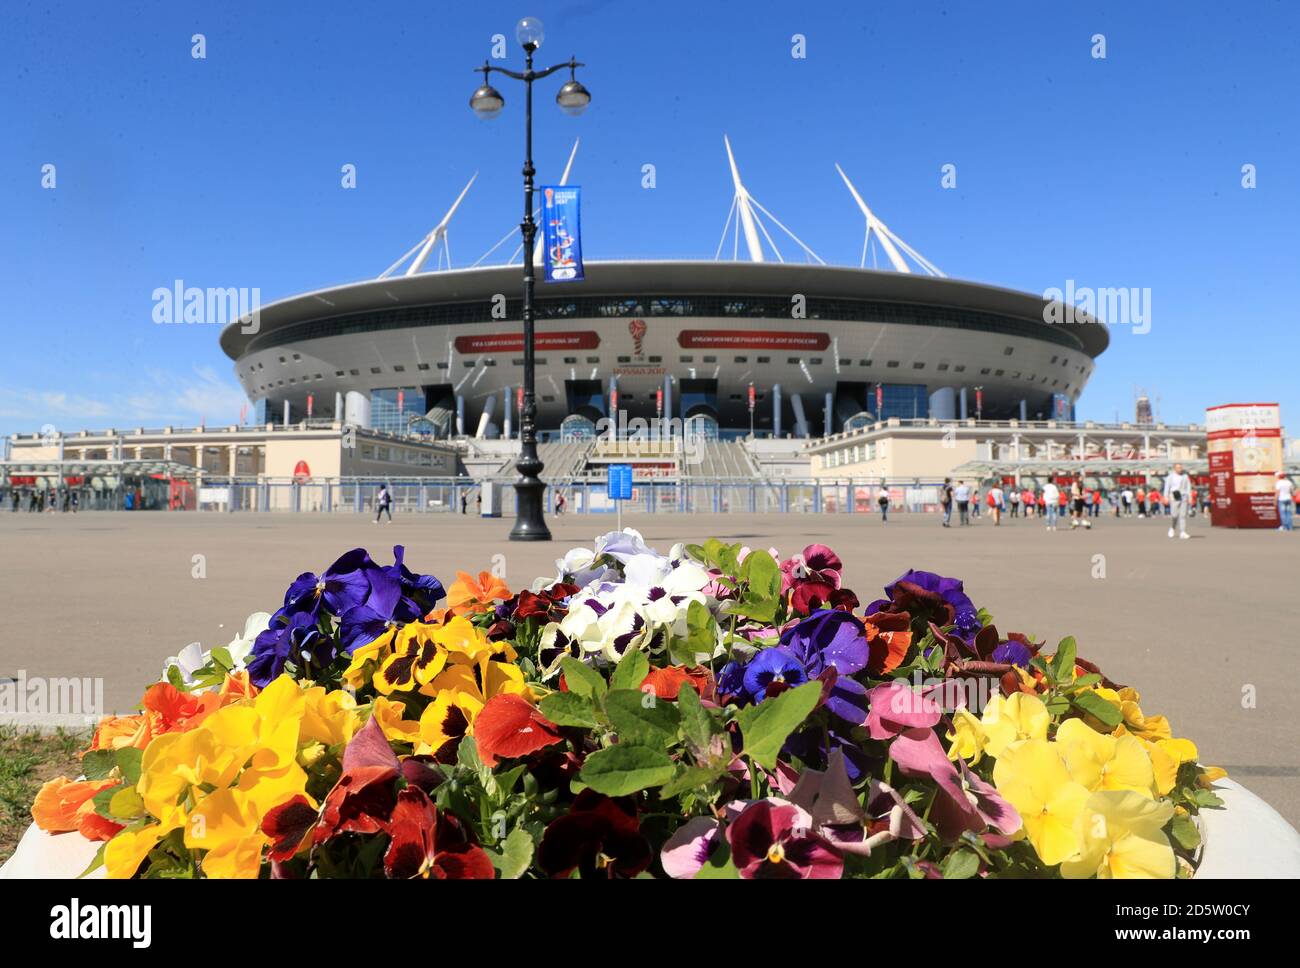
[748,196,826,265]
[713,195,738,260]
[751,206,786,263]
[379,237,427,279]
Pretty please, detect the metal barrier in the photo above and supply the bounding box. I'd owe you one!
[11,476,951,515]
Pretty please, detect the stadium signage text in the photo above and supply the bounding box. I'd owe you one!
[453,331,601,354]
[677,330,831,351]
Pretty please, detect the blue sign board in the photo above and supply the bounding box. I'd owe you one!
[607,464,633,501]
[542,185,584,283]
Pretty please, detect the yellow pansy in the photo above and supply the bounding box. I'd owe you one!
[185,788,265,879]
[1198,765,1228,788]
[373,622,451,694]
[980,692,1050,758]
[436,615,517,666]
[342,630,397,690]
[1055,718,1155,797]
[1060,790,1175,879]
[946,708,988,764]
[301,686,360,747]
[992,739,1090,866]
[372,695,422,743]
[104,826,164,879]
[1114,687,1171,741]
[417,690,482,758]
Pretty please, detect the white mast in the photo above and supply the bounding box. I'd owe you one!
[834,163,945,277]
[724,135,765,263]
[379,172,477,279]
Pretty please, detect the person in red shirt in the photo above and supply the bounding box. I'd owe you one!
[1090,489,1101,518]
[1135,486,1148,517]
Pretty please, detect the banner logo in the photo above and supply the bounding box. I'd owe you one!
[542,186,583,283]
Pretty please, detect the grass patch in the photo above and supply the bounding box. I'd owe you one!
[0,725,88,866]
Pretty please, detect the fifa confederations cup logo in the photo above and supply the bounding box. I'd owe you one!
[629,318,647,357]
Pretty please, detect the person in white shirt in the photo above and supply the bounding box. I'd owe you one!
[1276,472,1295,532]
[1009,489,1021,518]
[1121,488,1134,516]
[989,485,1004,526]
[954,481,971,526]
[1163,464,1192,539]
[1042,480,1060,530]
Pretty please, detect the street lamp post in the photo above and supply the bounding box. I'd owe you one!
[470,16,590,541]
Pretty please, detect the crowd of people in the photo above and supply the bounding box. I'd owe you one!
[933,464,1299,535]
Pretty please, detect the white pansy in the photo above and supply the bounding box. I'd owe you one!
[227,611,271,668]
[161,642,206,685]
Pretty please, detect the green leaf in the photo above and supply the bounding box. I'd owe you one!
[81,749,117,781]
[76,841,108,880]
[1070,690,1122,728]
[579,744,676,796]
[559,657,607,700]
[1049,637,1077,682]
[538,691,599,728]
[208,647,234,673]
[166,664,186,691]
[1168,813,1201,851]
[941,849,981,879]
[108,786,146,820]
[675,684,714,751]
[604,689,681,748]
[491,826,535,879]
[659,765,726,798]
[609,649,650,693]
[90,783,126,820]
[114,746,144,786]
[735,680,822,770]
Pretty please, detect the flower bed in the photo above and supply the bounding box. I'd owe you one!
[26,531,1228,879]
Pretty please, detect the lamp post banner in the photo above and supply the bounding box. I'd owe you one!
[542,185,583,282]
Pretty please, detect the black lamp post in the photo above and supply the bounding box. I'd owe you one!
[471,16,590,541]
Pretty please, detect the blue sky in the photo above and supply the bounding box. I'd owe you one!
[2,0,1297,437]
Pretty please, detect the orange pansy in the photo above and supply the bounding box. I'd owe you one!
[446,570,511,616]
[31,776,118,834]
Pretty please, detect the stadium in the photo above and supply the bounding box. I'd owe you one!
[219,141,1109,442]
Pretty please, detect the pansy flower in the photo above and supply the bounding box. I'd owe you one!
[383,786,495,880]
[726,798,843,879]
[537,790,652,879]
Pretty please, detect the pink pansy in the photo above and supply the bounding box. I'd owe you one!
[660,816,723,879]
[779,544,843,594]
[726,797,843,880]
[866,681,942,740]
[888,726,1021,843]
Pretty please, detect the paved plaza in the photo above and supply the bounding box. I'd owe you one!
[1,509,1296,825]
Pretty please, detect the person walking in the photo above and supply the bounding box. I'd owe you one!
[1090,488,1101,518]
[556,491,567,516]
[1022,486,1035,518]
[970,487,981,519]
[69,491,78,514]
[1042,479,1060,531]
[1163,463,1191,540]
[1069,480,1091,530]
[460,491,468,514]
[877,487,890,524]
[939,478,954,527]
[374,483,393,524]
[989,483,1004,526]
[954,480,971,526]
[1008,488,1020,518]
[1276,471,1295,532]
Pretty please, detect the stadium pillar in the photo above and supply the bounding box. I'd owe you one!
[823,391,833,438]
[791,393,809,439]
[476,395,496,439]
[773,384,783,438]
[335,392,343,422]
[1020,399,1027,421]
[662,375,673,436]
[960,387,968,420]
[455,396,465,437]
[503,386,513,440]
[283,400,290,426]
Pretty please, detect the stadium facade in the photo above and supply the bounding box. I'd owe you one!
[219,141,1109,442]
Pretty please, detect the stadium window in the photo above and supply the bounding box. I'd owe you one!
[994,369,1004,377]
[1010,371,1021,379]
[954,365,966,372]
[702,356,717,363]
[859,359,871,366]
[912,362,925,370]
[541,395,555,403]
[1003,347,1014,355]
[563,357,577,364]
[512,358,526,366]
[810,358,822,365]
[729,393,742,400]
[734,356,748,363]
[349,369,360,376]
[757,356,770,364]
[787,357,801,365]
[292,353,301,360]
[417,363,430,371]
[335,370,345,377]
[680,356,694,363]
[536,359,547,365]
[370,367,382,374]
[1051,355,1058,364]
[463,362,475,369]
[586,356,599,364]
[648,355,662,363]
[484,359,496,367]
[886,361,900,368]
[436,362,448,370]
[393,365,405,372]
[278,356,286,364]
[980,368,991,375]
[937,363,949,371]
[315,374,322,380]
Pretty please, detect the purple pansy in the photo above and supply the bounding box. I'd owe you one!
[781,610,871,725]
